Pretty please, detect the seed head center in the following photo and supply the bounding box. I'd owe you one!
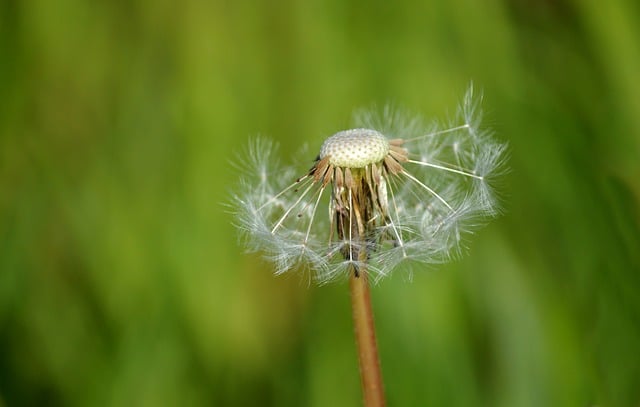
[319,129,389,168]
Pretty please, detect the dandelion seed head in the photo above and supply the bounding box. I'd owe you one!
[232,85,507,284]
[319,129,389,168]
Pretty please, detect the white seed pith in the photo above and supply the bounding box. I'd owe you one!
[319,129,389,168]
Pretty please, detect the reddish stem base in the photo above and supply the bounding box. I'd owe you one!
[350,270,386,407]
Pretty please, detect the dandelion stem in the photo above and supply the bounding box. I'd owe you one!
[335,174,385,407]
[350,265,385,407]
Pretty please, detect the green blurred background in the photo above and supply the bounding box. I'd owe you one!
[1,0,639,406]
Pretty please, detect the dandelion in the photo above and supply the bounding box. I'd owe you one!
[232,86,506,406]
[233,86,506,284]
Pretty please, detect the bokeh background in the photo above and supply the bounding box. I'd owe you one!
[1,0,639,406]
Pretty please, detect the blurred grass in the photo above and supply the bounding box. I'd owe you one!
[1,0,639,406]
